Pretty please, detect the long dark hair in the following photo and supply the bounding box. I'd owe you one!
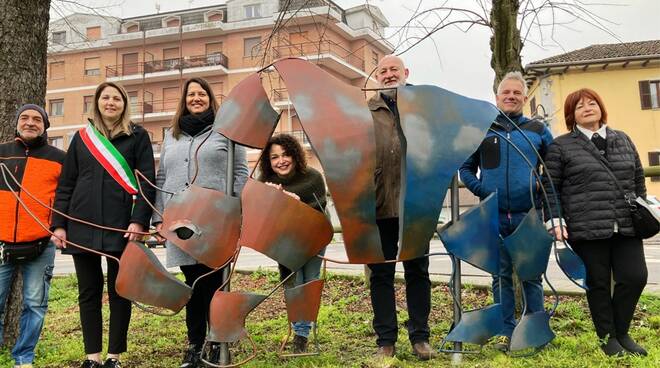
[259,133,307,180]
[170,77,219,139]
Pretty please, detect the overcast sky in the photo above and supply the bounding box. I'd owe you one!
[59,0,660,102]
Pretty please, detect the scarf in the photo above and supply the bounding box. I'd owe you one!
[179,109,215,137]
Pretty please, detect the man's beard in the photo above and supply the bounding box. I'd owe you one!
[379,80,405,99]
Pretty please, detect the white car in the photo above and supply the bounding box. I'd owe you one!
[647,195,660,215]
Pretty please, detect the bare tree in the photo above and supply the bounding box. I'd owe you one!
[0,0,52,347]
[378,0,618,91]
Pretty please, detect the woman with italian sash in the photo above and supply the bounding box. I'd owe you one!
[51,82,156,368]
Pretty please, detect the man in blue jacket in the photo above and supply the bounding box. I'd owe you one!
[459,71,553,351]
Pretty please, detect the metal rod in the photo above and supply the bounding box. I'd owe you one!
[450,175,462,365]
[217,141,236,365]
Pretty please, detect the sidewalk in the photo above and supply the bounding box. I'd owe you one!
[53,238,660,295]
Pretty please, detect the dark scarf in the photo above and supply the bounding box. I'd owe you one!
[179,109,215,137]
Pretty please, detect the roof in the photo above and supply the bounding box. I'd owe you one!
[527,40,660,67]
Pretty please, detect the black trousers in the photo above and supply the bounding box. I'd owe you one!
[180,263,226,348]
[367,218,431,346]
[72,252,131,354]
[571,234,647,339]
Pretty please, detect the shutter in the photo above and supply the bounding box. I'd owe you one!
[639,80,651,110]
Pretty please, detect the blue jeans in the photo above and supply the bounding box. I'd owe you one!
[0,242,55,364]
[493,212,544,337]
[279,248,325,338]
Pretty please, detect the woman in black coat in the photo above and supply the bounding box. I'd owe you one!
[543,88,648,357]
[51,82,155,368]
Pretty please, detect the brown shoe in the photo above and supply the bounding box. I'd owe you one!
[375,345,396,358]
[412,341,435,360]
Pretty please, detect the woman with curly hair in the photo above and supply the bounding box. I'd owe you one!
[258,133,327,353]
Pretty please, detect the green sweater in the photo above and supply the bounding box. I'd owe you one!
[261,167,326,213]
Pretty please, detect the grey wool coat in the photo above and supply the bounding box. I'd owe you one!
[153,125,248,267]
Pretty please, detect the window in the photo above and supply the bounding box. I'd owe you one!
[163,87,180,111]
[49,99,64,116]
[86,26,101,40]
[48,136,64,150]
[84,57,100,76]
[83,95,93,114]
[166,18,180,27]
[529,96,537,116]
[245,4,261,18]
[126,24,139,33]
[49,61,65,80]
[211,82,224,101]
[127,91,139,113]
[207,11,224,22]
[243,37,262,58]
[163,47,180,70]
[650,152,660,182]
[206,42,224,65]
[639,80,660,110]
[371,51,379,66]
[52,31,66,44]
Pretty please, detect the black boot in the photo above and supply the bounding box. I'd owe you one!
[617,334,648,356]
[180,344,201,368]
[600,337,626,357]
[292,335,308,354]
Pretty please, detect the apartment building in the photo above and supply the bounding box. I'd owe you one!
[46,0,393,167]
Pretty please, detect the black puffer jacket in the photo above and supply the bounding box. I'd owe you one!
[52,123,155,254]
[542,127,646,241]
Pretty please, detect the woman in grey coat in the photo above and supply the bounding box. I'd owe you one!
[152,77,247,367]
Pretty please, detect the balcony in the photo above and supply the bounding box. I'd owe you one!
[106,53,229,85]
[129,95,225,123]
[272,40,366,79]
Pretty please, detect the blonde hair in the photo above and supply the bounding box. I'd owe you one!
[91,82,132,138]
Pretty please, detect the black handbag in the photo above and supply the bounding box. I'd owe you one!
[0,238,50,264]
[586,144,659,239]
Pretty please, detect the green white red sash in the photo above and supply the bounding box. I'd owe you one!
[79,122,138,195]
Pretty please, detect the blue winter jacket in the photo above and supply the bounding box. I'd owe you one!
[459,113,553,214]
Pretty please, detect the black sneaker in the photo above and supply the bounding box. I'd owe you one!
[180,344,201,368]
[80,360,102,368]
[207,343,221,363]
[617,334,648,356]
[600,337,626,357]
[102,358,122,368]
[292,335,308,354]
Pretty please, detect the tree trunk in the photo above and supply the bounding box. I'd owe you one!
[0,0,52,347]
[489,0,523,92]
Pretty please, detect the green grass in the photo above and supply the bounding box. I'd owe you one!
[1,271,658,367]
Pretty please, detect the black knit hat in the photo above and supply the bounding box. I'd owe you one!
[15,104,50,130]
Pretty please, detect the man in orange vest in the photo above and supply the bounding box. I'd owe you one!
[0,104,65,368]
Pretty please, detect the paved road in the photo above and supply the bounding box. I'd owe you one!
[53,236,660,295]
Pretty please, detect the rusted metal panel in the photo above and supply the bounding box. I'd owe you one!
[283,279,324,323]
[207,291,266,343]
[273,58,384,264]
[160,185,241,269]
[397,85,498,260]
[239,179,332,271]
[116,241,192,313]
[213,73,280,149]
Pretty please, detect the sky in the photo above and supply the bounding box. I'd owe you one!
[56,0,660,102]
